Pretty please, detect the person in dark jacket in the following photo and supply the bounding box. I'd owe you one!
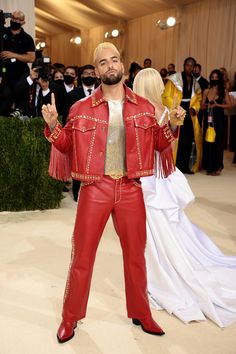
[67,64,100,201]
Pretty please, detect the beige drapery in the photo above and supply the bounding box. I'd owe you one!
[2,0,236,80]
[116,0,236,79]
[67,0,235,80]
[176,0,236,79]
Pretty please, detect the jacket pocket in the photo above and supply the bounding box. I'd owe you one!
[72,118,97,172]
[72,118,96,132]
[134,115,156,129]
[133,115,156,168]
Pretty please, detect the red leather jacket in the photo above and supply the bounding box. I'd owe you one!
[45,85,176,181]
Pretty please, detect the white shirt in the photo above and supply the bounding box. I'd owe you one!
[82,84,95,96]
[64,83,74,93]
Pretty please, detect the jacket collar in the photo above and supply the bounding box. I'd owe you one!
[91,84,138,107]
[167,72,183,92]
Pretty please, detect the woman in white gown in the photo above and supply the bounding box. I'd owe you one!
[133,68,236,328]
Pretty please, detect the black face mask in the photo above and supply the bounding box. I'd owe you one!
[81,77,96,86]
[193,73,200,78]
[64,75,74,85]
[10,20,22,31]
[210,79,219,86]
[168,71,175,76]
[53,79,64,86]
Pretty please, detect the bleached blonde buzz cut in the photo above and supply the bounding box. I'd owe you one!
[93,42,120,64]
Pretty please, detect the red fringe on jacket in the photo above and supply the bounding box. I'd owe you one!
[158,145,176,178]
[48,145,71,181]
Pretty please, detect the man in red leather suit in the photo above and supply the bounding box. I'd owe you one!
[42,42,183,343]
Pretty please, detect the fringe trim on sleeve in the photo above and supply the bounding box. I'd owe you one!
[48,144,71,181]
[158,145,176,178]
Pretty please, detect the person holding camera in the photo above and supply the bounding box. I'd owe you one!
[14,59,56,117]
[0,10,35,91]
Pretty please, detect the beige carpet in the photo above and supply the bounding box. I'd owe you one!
[0,151,236,354]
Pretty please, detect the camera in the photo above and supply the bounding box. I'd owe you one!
[0,9,12,20]
[34,66,50,82]
[0,10,11,29]
[32,58,51,82]
[42,56,50,63]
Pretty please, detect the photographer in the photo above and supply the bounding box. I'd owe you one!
[0,10,35,91]
[14,59,57,117]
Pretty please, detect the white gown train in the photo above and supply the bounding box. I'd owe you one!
[142,156,236,327]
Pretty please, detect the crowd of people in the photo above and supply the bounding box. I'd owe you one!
[1,10,236,181]
[127,57,236,176]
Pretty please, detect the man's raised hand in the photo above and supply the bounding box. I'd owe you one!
[41,93,58,129]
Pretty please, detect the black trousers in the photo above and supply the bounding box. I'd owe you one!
[72,179,81,202]
[176,104,194,172]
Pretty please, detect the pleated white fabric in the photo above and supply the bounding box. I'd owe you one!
[142,154,236,327]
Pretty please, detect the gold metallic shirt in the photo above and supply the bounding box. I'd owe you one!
[104,99,127,178]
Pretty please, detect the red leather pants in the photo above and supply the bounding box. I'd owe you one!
[62,176,152,321]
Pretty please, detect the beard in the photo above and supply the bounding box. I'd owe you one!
[100,70,123,85]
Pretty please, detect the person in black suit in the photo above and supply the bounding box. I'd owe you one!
[51,70,64,87]
[193,63,209,127]
[193,64,209,92]
[67,64,99,107]
[67,64,100,201]
[55,66,78,126]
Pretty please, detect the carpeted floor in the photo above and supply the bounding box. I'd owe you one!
[0,151,235,354]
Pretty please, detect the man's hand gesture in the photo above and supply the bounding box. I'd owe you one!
[41,93,58,130]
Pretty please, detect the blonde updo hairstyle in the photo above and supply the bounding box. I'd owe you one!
[133,68,164,106]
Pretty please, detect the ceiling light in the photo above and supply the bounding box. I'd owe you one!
[111,29,119,38]
[36,41,47,50]
[156,20,167,30]
[104,29,122,39]
[70,36,82,45]
[166,17,176,27]
[156,16,178,30]
[74,36,81,44]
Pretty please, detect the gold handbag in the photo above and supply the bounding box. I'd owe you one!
[205,125,216,143]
